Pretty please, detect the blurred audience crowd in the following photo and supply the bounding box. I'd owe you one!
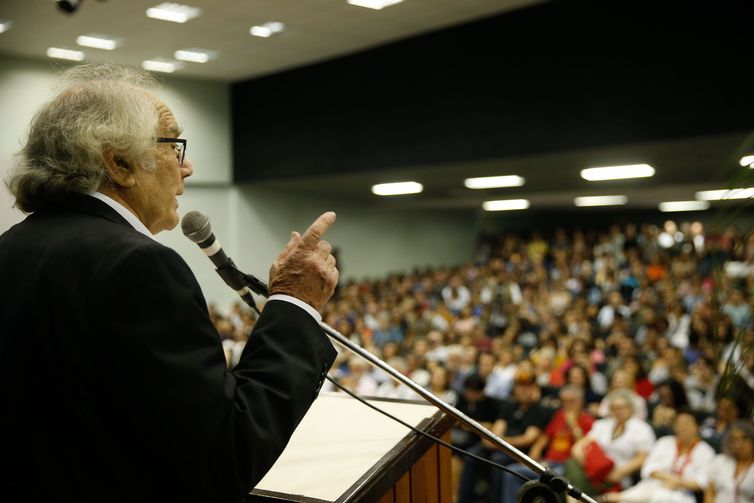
[211,220,754,503]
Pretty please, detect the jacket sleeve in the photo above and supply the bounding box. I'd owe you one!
[92,242,336,502]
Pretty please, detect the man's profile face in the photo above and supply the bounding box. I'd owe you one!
[130,98,193,234]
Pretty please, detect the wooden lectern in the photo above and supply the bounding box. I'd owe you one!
[247,392,454,503]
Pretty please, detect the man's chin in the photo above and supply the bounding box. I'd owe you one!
[150,214,179,235]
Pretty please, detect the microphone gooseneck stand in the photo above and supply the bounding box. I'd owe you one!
[232,268,598,503]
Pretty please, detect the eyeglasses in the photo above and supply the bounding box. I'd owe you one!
[156,137,187,166]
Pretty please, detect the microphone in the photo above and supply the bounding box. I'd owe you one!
[181,211,268,297]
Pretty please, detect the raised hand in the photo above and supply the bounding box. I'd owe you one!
[268,212,339,312]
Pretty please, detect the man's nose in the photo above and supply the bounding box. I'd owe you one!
[180,159,193,179]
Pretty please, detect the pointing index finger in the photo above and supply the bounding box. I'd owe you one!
[301,211,336,249]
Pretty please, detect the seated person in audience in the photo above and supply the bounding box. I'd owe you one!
[340,357,378,396]
[427,364,458,405]
[648,378,690,438]
[685,356,718,414]
[457,368,550,503]
[601,408,715,503]
[623,355,655,401]
[498,385,595,503]
[451,374,501,500]
[485,347,518,400]
[566,363,606,411]
[705,420,754,503]
[375,357,420,400]
[452,374,501,450]
[566,390,656,496]
[700,395,744,453]
[532,385,596,470]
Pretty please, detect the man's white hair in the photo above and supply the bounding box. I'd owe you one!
[7,64,160,213]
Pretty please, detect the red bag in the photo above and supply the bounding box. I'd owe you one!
[583,440,614,486]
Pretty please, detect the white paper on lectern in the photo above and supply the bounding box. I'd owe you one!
[254,392,437,501]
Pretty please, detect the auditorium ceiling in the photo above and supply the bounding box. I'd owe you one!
[0,0,540,81]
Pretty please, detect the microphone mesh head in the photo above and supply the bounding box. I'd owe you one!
[181,211,212,243]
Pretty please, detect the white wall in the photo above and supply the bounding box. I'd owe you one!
[0,57,58,232]
[0,55,477,308]
[234,187,477,283]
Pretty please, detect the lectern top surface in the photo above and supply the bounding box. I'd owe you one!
[254,391,437,502]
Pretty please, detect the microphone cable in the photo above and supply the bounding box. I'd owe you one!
[325,375,529,482]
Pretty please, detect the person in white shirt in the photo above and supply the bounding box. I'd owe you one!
[484,346,518,400]
[442,275,471,313]
[601,409,715,503]
[705,420,754,503]
[567,390,655,494]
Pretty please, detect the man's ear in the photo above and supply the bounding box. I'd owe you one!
[102,149,136,188]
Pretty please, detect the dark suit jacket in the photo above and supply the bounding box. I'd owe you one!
[0,195,337,502]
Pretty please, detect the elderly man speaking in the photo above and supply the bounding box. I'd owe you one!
[0,64,339,502]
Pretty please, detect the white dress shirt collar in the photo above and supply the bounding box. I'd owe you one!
[87,191,155,240]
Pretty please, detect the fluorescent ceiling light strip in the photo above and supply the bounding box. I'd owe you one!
[695,187,754,201]
[146,3,201,23]
[371,182,423,196]
[482,199,530,211]
[580,164,655,181]
[250,26,272,37]
[740,155,754,167]
[175,49,212,63]
[464,175,525,189]
[659,201,710,212]
[250,22,285,38]
[46,47,85,61]
[76,35,119,50]
[574,195,628,207]
[0,21,13,34]
[347,0,404,9]
[141,59,181,73]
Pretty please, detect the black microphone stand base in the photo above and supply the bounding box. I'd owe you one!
[517,471,569,503]
[516,480,560,503]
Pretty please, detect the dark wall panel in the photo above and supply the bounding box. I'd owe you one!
[232,0,754,182]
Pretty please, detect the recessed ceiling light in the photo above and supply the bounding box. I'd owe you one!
[347,0,404,10]
[695,188,754,201]
[659,201,710,212]
[371,181,423,196]
[146,3,201,23]
[580,164,655,181]
[76,34,122,50]
[0,20,13,34]
[174,48,217,63]
[141,59,183,73]
[464,175,525,190]
[482,199,530,211]
[46,47,85,62]
[739,155,754,167]
[574,195,628,207]
[250,21,285,38]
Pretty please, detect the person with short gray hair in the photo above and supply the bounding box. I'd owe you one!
[0,64,340,503]
[565,389,655,495]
